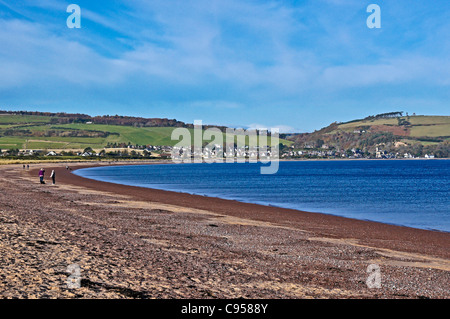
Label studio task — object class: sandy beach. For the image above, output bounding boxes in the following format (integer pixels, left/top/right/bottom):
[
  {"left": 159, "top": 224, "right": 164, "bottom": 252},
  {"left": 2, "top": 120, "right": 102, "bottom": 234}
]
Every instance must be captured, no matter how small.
[{"left": 0, "top": 161, "right": 449, "bottom": 299}]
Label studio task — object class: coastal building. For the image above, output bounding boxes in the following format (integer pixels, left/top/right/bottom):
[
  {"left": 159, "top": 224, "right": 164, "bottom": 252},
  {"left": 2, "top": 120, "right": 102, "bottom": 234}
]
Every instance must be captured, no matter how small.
[
  {"left": 375, "top": 147, "right": 383, "bottom": 159},
  {"left": 404, "top": 153, "right": 413, "bottom": 158}
]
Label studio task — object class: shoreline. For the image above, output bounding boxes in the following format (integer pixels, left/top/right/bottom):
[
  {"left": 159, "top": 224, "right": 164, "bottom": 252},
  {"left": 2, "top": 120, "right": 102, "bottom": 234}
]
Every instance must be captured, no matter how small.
[
  {"left": 72, "top": 161, "right": 449, "bottom": 234},
  {"left": 1, "top": 161, "right": 448, "bottom": 298},
  {"left": 45, "top": 162, "right": 450, "bottom": 258},
  {"left": 1, "top": 156, "right": 448, "bottom": 166}
]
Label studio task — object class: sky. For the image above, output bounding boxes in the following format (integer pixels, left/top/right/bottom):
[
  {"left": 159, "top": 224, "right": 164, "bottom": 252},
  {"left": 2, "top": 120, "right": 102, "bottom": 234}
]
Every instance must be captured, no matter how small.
[{"left": 0, "top": 0, "right": 449, "bottom": 132}]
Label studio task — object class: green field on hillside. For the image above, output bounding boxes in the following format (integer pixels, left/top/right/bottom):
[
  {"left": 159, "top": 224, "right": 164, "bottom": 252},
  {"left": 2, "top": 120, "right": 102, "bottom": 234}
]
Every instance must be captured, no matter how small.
[
  {"left": 0, "top": 114, "right": 54, "bottom": 124},
  {"left": 0, "top": 116, "right": 291, "bottom": 150}
]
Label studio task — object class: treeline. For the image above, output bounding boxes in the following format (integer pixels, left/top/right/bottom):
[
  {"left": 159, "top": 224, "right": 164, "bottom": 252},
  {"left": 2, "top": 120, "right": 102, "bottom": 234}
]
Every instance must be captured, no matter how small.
[
  {"left": 0, "top": 110, "right": 229, "bottom": 131},
  {"left": 364, "top": 111, "right": 404, "bottom": 120},
  {"left": 0, "top": 110, "right": 188, "bottom": 127},
  {"left": 0, "top": 110, "right": 190, "bottom": 128}
]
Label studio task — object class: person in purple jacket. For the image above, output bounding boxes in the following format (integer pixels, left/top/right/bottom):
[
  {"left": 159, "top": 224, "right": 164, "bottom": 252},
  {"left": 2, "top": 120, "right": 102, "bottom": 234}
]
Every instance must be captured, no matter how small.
[{"left": 39, "top": 168, "right": 45, "bottom": 184}]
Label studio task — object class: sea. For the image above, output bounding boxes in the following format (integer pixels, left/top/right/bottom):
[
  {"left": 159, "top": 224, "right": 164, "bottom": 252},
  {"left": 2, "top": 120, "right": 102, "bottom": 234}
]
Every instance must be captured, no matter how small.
[{"left": 74, "top": 159, "right": 450, "bottom": 232}]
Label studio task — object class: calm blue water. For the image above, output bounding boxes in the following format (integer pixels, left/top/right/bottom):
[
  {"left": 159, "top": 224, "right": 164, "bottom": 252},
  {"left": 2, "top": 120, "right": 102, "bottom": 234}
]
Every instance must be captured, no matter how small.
[{"left": 74, "top": 160, "right": 450, "bottom": 232}]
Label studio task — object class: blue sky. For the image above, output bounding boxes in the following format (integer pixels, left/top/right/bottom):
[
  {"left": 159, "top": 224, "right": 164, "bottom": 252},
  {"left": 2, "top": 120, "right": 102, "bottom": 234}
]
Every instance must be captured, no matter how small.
[{"left": 0, "top": 0, "right": 449, "bottom": 132}]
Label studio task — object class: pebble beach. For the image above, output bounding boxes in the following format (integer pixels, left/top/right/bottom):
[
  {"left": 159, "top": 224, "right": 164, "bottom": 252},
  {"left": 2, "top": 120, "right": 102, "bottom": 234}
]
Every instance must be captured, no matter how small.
[{"left": 0, "top": 162, "right": 449, "bottom": 299}]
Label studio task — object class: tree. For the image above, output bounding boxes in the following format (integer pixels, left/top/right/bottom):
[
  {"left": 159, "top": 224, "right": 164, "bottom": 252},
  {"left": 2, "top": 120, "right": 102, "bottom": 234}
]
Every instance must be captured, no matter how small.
[
  {"left": 411, "top": 143, "right": 423, "bottom": 157},
  {"left": 8, "top": 148, "right": 19, "bottom": 156},
  {"left": 346, "top": 149, "right": 353, "bottom": 157},
  {"left": 316, "top": 139, "right": 324, "bottom": 148},
  {"left": 83, "top": 147, "right": 93, "bottom": 154}
]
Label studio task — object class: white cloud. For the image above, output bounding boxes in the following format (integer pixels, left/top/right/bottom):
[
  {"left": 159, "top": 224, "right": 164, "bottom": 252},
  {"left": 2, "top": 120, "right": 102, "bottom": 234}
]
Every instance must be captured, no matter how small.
[
  {"left": 246, "top": 123, "right": 296, "bottom": 133},
  {"left": 0, "top": 0, "right": 449, "bottom": 130},
  {"left": 3, "top": 1, "right": 448, "bottom": 94},
  {"left": 319, "top": 56, "right": 450, "bottom": 89},
  {"left": 187, "top": 100, "right": 243, "bottom": 109},
  {"left": 0, "top": 19, "right": 129, "bottom": 89}
]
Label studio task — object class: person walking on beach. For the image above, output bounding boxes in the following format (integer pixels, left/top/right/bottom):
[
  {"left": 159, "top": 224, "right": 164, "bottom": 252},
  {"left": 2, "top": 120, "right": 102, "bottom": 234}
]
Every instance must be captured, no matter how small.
[
  {"left": 50, "top": 170, "right": 55, "bottom": 185},
  {"left": 39, "top": 168, "right": 45, "bottom": 184}
]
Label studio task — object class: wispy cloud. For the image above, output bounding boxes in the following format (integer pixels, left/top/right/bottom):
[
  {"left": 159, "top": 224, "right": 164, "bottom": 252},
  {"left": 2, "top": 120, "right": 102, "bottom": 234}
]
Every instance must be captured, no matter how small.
[
  {"left": 247, "top": 123, "right": 297, "bottom": 133},
  {"left": 0, "top": 0, "right": 449, "bottom": 131}
]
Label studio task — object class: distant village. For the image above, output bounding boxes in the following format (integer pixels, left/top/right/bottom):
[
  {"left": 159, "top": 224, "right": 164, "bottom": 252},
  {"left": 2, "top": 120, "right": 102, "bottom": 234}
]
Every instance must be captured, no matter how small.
[
  {"left": 0, "top": 144, "right": 172, "bottom": 159},
  {"left": 0, "top": 142, "right": 439, "bottom": 160},
  {"left": 1, "top": 110, "right": 448, "bottom": 160},
  {"left": 280, "top": 145, "right": 436, "bottom": 159}
]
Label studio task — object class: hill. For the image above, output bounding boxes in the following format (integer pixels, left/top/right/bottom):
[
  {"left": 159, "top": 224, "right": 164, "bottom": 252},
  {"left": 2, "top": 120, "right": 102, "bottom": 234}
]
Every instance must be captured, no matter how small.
[
  {"left": 1, "top": 110, "right": 448, "bottom": 159},
  {"left": 0, "top": 111, "right": 291, "bottom": 154},
  {"left": 285, "top": 112, "right": 450, "bottom": 158}
]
